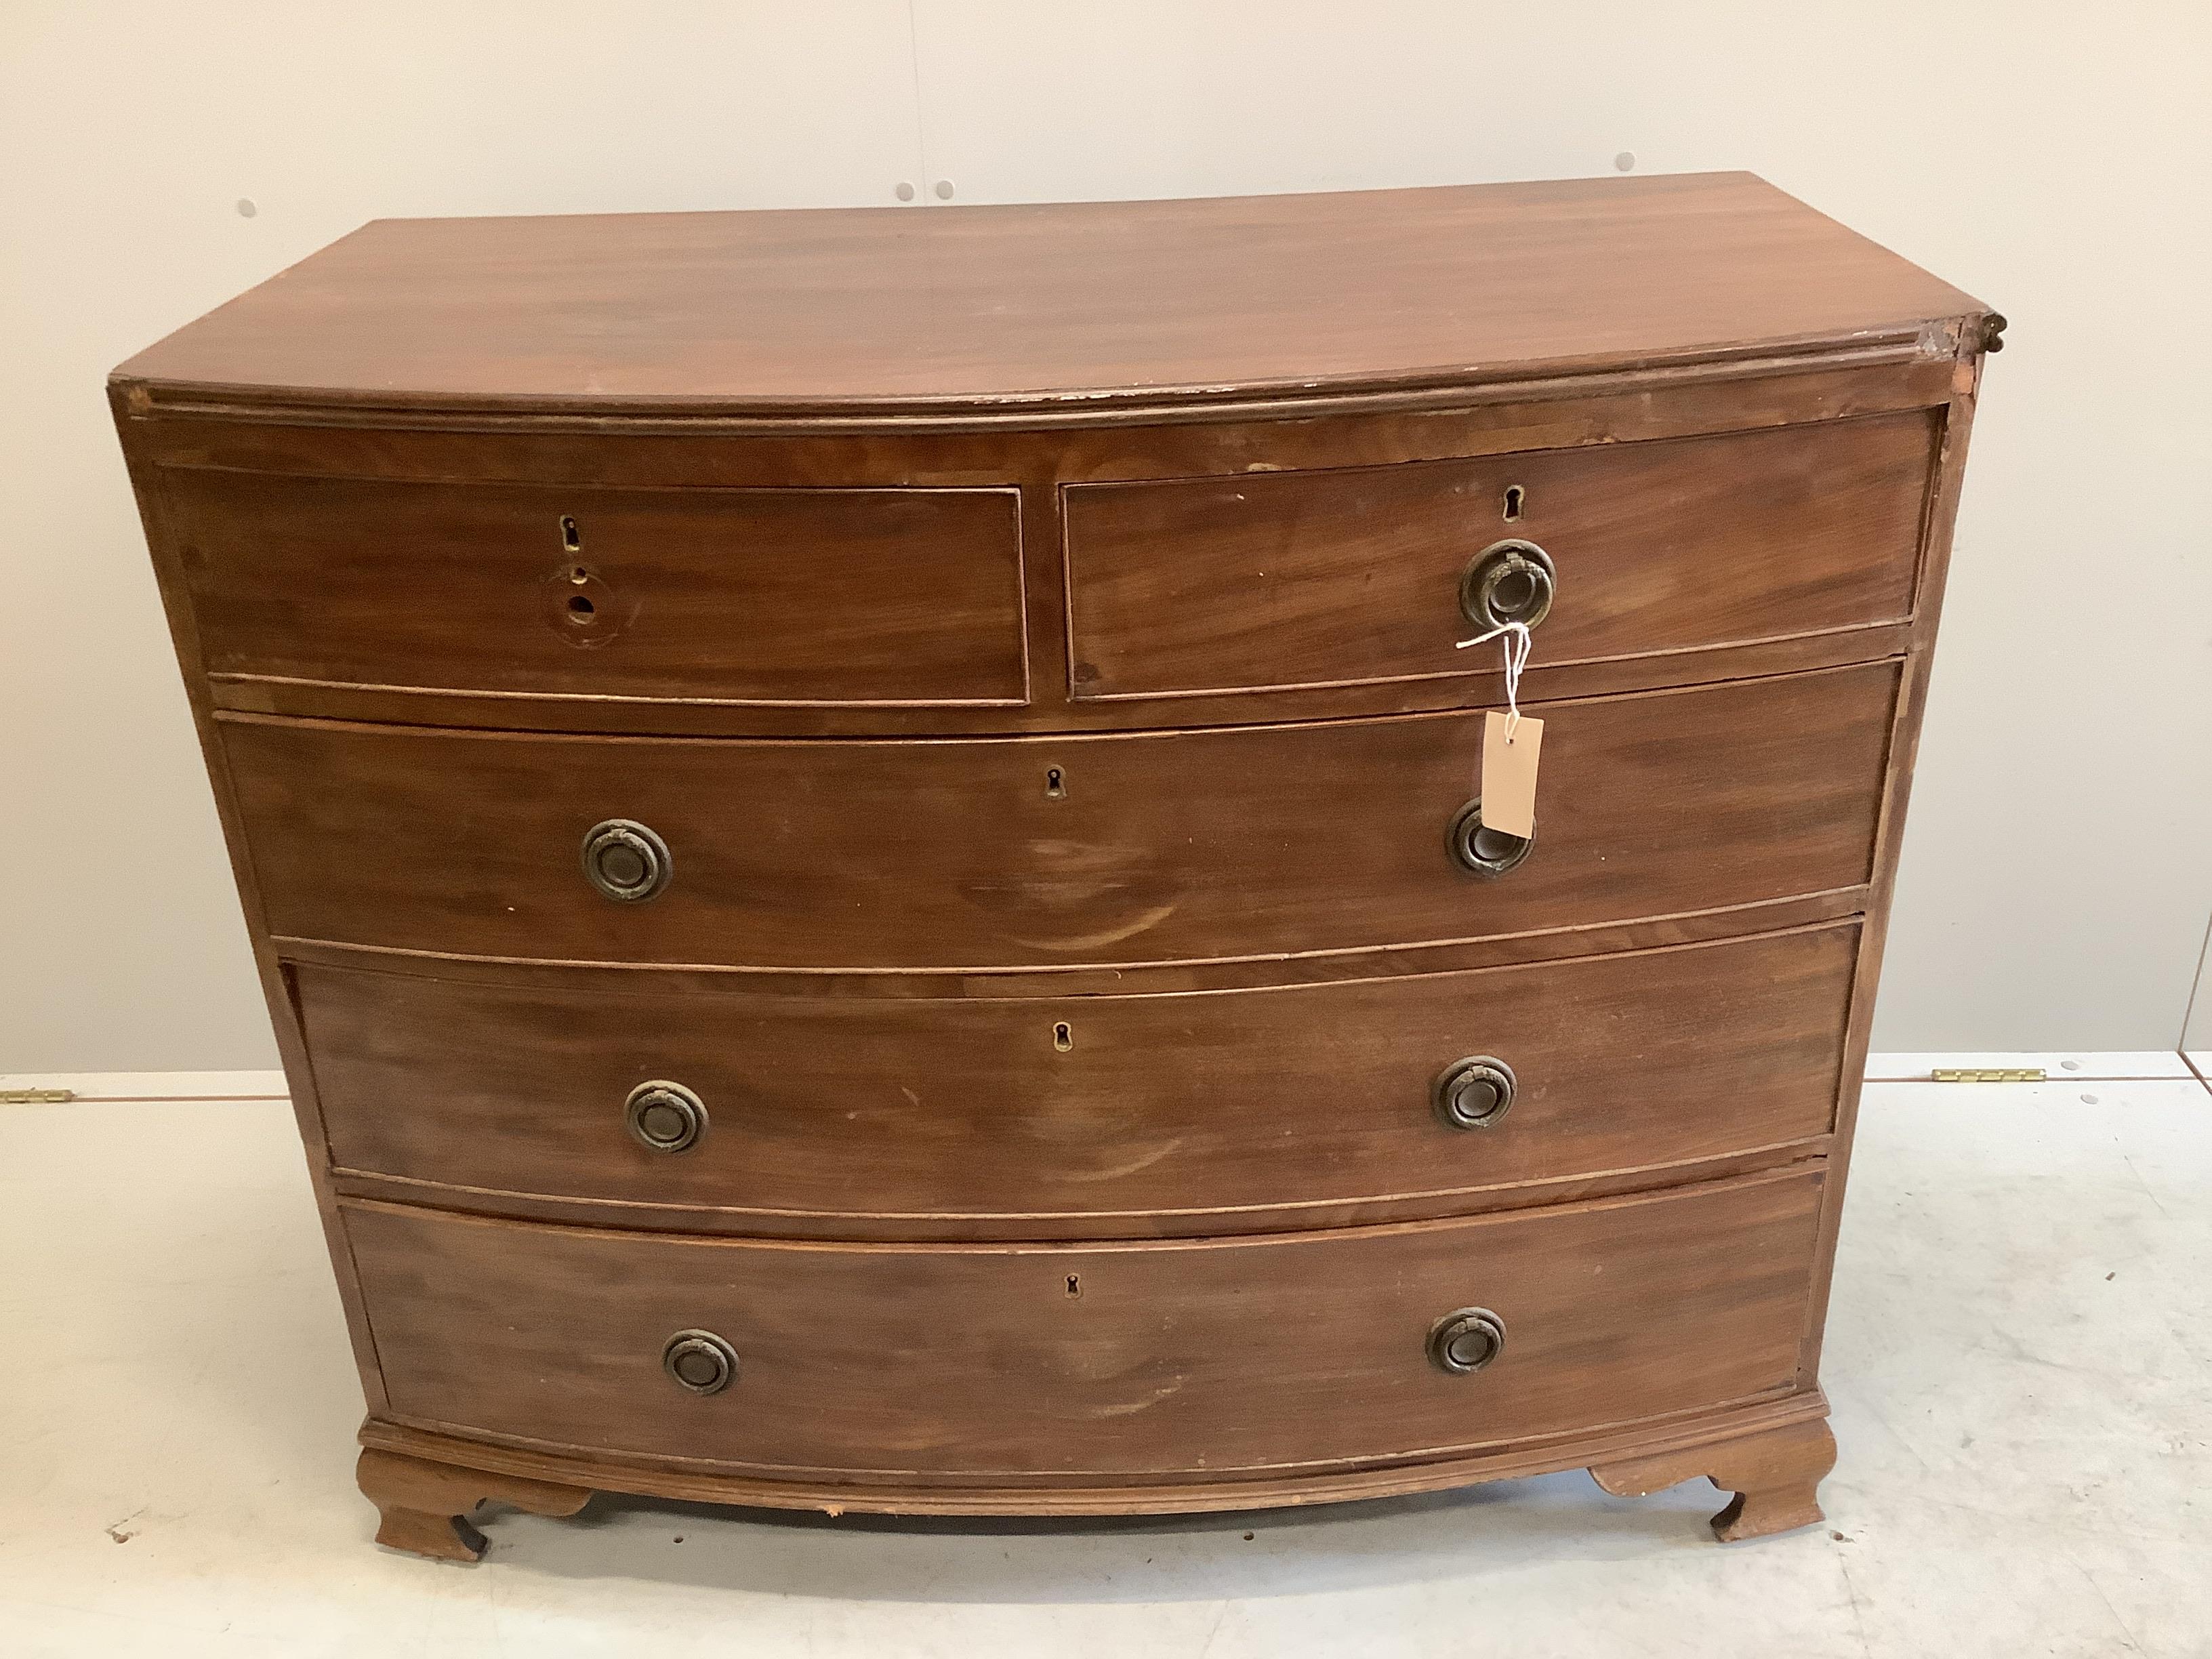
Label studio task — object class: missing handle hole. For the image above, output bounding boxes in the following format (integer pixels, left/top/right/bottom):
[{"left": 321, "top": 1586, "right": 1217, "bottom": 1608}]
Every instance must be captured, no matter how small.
[
  {"left": 1045, "top": 766, "right": 1067, "bottom": 799},
  {"left": 1052, "top": 1021, "right": 1073, "bottom": 1052},
  {"left": 1502, "top": 485, "right": 1525, "bottom": 522},
  {"left": 560, "top": 515, "right": 582, "bottom": 553},
  {"left": 566, "top": 594, "right": 596, "bottom": 623}
]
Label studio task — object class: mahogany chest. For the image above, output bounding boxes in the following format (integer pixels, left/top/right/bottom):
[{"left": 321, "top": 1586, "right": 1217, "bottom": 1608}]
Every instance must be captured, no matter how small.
[{"left": 111, "top": 173, "right": 1995, "bottom": 1558}]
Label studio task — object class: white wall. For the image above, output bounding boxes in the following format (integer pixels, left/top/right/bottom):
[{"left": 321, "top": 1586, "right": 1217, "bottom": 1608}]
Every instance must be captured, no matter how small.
[
  {"left": 3, "top": 1, "right": 2207, "bottom": 1068},
  {"left": 2188, "top": 926, "right": 2212, "bottom": 1059}
]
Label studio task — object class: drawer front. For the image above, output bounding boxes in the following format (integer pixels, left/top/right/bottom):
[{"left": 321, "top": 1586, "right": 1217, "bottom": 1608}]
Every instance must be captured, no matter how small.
[
  {"left": 1063, "top": 413, "right": 1935, "bottom": 699},
  {"left": 304, "top": 924, "right": 1855, "bottom": 1231},
  {"left": 346, "top": 1170, "right": 1822, "bottom": 1477},
  {"left": 162, "top": 471, "right": 1027, "bottom": 705},
  {"left": 228, "top": 660, "right": 1895, "bottom": 970}
]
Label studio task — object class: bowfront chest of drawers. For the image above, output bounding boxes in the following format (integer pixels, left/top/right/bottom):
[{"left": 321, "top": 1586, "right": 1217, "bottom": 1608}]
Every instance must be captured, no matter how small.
[{"left": 112, "top": 173, "right": 1996, "bottom": 1559}]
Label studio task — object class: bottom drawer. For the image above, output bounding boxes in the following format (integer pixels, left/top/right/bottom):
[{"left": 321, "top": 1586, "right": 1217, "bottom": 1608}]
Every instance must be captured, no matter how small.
[{"left": 346, "top": 1169, "right": 1824, "bottom": 1480}]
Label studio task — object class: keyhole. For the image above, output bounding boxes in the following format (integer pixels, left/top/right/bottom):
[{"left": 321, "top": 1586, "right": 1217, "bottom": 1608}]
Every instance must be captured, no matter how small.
[
  {"left": 560, "top": 515, "right": 581, "bottom": 553},
  {"left": 1045, "top": 766, "right": 1067, "bottom": 799},
  {"left": 1052, "top": 1022, "right": 1073, "bottom": 1052},
  {"left": 567, "top": 594, "right": 596, "bottom": 622},
  {"left": 1502, "top": 485, "right": 1525, "bottom": 523},
  {"left": 1065, "top": 1275, "right": 1081, "bottom": 1298}
]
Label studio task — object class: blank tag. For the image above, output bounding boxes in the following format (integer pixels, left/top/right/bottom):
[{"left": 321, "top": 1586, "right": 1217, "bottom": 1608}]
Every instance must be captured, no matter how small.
[{"left": 1481, "top": 712, "right": 1543, "bottom": 838}]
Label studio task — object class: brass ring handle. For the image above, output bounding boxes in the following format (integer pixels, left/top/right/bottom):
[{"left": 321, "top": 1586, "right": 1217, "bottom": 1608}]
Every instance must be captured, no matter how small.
[
  {"left": 581, "top": 818, "right": 672, "bottom": 903},
  {"left": 1447, "top": 798, "right": 1534, "bottom": 878},
  {"left": 626, "top": 1080, "right": 707, "bottom": 1153},
  {"left": 1433, "top": 1057, "right": 1516, "bottom": 1130},
  {"left": 662, "top": 1329, "right": 739, "bottom": 1395},
  {"left": 1460, "top": 538, "right": 1557, "bottom": 632},
  {"left": 1427, "top": 1308, "right": 1507, "bottom": 1375}
]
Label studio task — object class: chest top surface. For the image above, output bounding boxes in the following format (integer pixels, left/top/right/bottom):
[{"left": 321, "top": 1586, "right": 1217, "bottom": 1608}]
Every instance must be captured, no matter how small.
[{"left": 111, "top": 173, "right": 1982, "bottom": 422}]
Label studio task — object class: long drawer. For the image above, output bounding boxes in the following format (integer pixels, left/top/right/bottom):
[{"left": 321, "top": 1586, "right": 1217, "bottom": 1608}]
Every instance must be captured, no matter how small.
[
  {"left": 1063, "top": 413, "right": 1936, "bottom": 699},
  {"left": 303, "top": 923, "right": 1856, "bottom": 1233},
  {"left": 344, "top": 1168, "right": 1824, "bottom": 1479},
  {"left": 228, "top": 661, "right": 1896, "bottom": 970}
]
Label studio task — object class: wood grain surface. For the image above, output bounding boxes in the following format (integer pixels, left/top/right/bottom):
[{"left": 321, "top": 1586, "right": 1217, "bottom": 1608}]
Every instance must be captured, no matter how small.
[
  {"left": 163, "top": 472, "right": 1027, "bottom": 705},
  {"left": 301, "top": 922, "right": 1856, "bottom": 1233},
  {"left": 356, "top": 1392, "right": 1833, "bottom": 1519},
  {"left": 1065, "top": 411, "right": 1934, "bottom": 699},
  {"left": 344, "top": 1167, "right": 1825, "bottom": 1479},
  {"left": 224, "top": 661, "right": 1897, "bottom": 971},
  {"left": 111, "top": 174, "right": 1982, "bottom": 419},
  {"left": 106, "top": 176, "right": 1995, "bottom": 1549}
]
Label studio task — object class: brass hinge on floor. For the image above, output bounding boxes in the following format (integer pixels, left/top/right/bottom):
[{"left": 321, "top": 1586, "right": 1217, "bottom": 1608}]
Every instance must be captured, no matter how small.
[
  {"left": 1, "top": 1088, "right": 76, "bottom": 1103},
  {"left": 1929, "top": 1068, "right": 2047, "bottom": 1084}
]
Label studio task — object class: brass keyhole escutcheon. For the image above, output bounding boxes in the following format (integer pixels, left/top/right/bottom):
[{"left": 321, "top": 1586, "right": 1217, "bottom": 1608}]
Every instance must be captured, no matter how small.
[{"left": 544, "top": 515, "right": 627, "bottom": 646}]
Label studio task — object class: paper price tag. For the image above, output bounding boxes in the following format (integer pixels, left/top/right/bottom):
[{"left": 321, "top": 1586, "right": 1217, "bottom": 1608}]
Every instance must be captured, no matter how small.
[
  {"left": 1460, "top": 617, "right": 1541, "bottom": 837},
  {"left": 1481, "top": 712, "right": 1543, "bottom": 838}
]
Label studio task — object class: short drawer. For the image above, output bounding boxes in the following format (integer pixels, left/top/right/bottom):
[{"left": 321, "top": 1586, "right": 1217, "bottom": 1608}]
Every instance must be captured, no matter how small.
[
  {"left": 160, "top": 470, "right": 1027, "bottom": 705},
  {"left": 1063, "top": 413, "right": 1936, "bottom": 699},
  {"left": 345, "top": 1168, "right": 1823, "bottom": 1478},
  {"left": 302, "top": 924, "right": 1856, "bottom": 1235},
  {"left": 226, "top": 659, "right": 1896, "bottom": 970}
]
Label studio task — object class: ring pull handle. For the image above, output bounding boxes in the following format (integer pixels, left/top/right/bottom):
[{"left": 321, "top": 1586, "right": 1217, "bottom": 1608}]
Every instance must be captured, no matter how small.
[
  {"left": 1459, "top": 539, "right": 1557, "bottom": 632},
  {"left": 1433, "top": 1057, "right": 1516, "bottom": 1130},
  {"left": 581, "top": 818, "right": 672, "bottom": 902},
  {"left": 626, "top": 1081, "right": 707, "bottom": 1153},
  {"left": 1447, "top": 798, "right": 1534, "bottom": 878},
  {"left": 1427, "top": 1308, "right": 1507, "bottom": 1375},
  {"left": 662, "top": 1330, "right": 739, "bottom": 1395}
]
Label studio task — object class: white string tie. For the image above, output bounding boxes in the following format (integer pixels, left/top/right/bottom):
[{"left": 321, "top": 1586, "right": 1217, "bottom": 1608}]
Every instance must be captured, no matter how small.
[{"left": 1456, "top": 619, "right": 1531, "bottom": 740}]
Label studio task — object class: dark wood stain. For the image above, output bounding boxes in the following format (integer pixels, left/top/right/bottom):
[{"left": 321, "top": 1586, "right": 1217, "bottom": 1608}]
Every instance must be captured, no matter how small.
[
  {"left": 1065, "top": 413, "right": 1935, "bottom": 699},
  {"left": 302, "top": 922, "right": 1858, "bottom": 1234},
  {"left": 114, "top": 173, "right": 1980, "bottom": 419},
  {"left": 107, "top": 175, "right": 1994, "bottom": 1552},
  {"left": 222, "top": 661, "right": 1896, "bottom": 971},
  {"left": 344, "top": 1168, "right": 1826, "bottom": 1479},
  {"left": 165, "top": 472, "right": 1027, "bottom": 706}
]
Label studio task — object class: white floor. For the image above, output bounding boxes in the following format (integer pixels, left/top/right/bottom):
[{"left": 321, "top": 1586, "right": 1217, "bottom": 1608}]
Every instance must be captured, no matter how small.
[{"left": 3, "top": 1074, "right": 2208, "bottom": 1658}]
